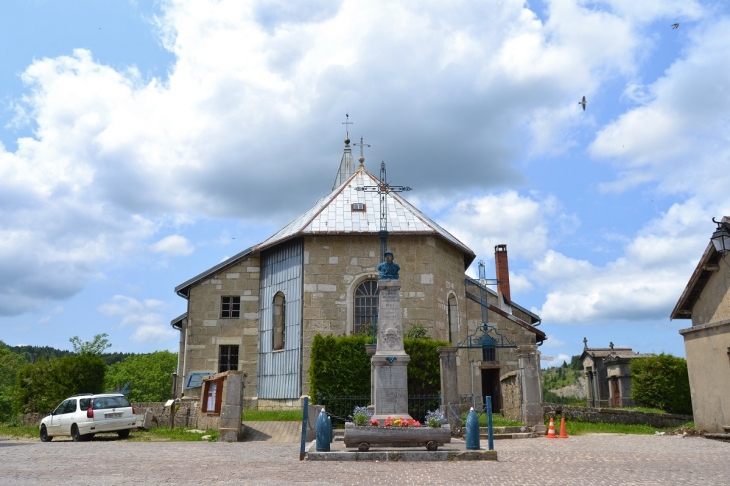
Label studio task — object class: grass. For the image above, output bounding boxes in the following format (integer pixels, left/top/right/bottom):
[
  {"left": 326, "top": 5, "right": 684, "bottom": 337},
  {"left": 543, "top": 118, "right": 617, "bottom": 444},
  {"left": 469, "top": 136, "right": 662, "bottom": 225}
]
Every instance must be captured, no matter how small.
[
  {"left": 0, "top": 423, "right": 219, "bottom": 442},
  {"left": 546, "top": 418, "right": 695, "bottom": 436},
  {"left": 128, "top": 427, "right": 218, "bottom": 442},
  {"left": 460, "top": 413, "right": 523, "bottom": 427},
  {"left": 0, "top": 424, "right": 38, "bottom": 440},
  {"left": 241, "top": 409, "right": 303, "bottom": 421}
]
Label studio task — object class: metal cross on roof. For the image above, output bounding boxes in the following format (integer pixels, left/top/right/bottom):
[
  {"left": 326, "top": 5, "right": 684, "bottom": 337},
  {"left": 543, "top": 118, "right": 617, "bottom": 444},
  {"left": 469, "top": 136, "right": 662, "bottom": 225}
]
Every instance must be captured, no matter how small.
[
  {"left": 342, "top": 113, "right": 353, "bottom": 139},
  {"left": 356, "top": 161, "right": 412, "bottom": 258},
  {"left": 353, "top": 136, "right": 370, "bottom": 166}
]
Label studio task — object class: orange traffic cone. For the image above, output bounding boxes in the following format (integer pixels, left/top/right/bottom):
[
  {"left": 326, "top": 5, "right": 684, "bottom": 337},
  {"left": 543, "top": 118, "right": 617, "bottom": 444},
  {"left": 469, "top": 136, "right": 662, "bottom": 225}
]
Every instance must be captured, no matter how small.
[
  {"left": 558, "top": 417, "right": 569, "bottom": 438},
  {"left": 546, "top": 417, "right": 557, "bottom": 438}
]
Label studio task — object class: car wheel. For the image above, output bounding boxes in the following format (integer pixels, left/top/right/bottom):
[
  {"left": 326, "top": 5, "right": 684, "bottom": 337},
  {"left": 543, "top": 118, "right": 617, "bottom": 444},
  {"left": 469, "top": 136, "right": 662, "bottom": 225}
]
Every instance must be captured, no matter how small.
[
  {"left": 40, "top": 425, "right": 52, "bottom": 442},
  {"left": 71, "top": 424, "right": 82, "bottom": 442},
  {"left": 117, "top": 429, "right": 130, "bottom": 439}
]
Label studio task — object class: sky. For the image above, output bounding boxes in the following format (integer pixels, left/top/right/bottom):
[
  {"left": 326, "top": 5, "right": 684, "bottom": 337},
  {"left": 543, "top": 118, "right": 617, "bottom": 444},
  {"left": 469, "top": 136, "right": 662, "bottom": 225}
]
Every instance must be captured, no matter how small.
[{"left": 1, "top": 0, "right": 729, "bottom": 366}]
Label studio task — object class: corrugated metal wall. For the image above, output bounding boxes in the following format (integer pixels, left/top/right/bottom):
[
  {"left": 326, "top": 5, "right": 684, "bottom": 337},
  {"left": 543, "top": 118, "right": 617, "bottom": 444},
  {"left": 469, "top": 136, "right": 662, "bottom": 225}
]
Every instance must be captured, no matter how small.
[{"left": 258, "top": 239, "right": 303, "bottom": 399}]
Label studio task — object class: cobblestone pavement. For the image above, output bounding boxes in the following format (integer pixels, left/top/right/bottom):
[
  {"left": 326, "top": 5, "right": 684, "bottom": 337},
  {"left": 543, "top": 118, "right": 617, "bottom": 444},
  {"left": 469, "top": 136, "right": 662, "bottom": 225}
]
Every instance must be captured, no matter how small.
[{"left": 1, "top": 433, "right": 728, "bottom": 485}]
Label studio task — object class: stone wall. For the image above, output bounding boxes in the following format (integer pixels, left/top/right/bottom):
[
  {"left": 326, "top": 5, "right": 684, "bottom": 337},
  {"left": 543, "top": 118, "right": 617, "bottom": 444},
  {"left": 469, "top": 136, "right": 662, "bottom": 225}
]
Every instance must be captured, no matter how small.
[
  {"left": 499, "top": 371, "right": 521, "bottom": 422},
  {"left": 300, "top": 234, "right": 469, "bottom": 396},
  {"left": 543, "top": 403, "right": 693, "bottom": 429},
  {"left": 184, "top": 254, "right": 260, "bottom": 399}
]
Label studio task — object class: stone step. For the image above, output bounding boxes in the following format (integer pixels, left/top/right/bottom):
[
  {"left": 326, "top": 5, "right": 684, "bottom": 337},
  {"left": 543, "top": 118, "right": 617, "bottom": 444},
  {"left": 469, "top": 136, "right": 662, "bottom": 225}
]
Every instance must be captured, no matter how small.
[
  {"left": 487, "top": 426, "right": 529, "bottom": 434},
  {"left": 482, "top": 432, "right": 535, "bottom": 440}
]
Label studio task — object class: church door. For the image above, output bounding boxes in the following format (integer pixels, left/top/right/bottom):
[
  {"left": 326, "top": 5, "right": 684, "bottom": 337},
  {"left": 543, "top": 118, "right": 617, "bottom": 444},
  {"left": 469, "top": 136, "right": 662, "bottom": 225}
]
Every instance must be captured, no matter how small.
[
  {"left": 611, "top": 379, "right": 621, "bottom": 407},
  {"left": 480, "top": 368, "right": 502, "bottom": 413}
]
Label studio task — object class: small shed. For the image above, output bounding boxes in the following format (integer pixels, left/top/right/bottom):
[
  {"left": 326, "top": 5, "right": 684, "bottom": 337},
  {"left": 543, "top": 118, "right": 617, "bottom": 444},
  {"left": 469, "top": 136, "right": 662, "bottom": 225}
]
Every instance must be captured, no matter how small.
[{"left": 580, "top": 339, "right": 652, "bottom": 408}]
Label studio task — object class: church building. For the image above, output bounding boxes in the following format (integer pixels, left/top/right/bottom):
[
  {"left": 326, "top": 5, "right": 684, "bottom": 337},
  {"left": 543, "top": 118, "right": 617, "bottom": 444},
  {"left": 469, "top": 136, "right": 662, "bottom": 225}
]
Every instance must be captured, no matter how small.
[{"left": 171, "top": 136, "right": 546, "bottom": 412}]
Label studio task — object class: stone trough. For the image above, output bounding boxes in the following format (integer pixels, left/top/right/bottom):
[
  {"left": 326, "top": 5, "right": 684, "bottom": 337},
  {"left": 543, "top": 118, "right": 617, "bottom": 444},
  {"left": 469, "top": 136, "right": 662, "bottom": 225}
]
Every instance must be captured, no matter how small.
[{"left": 343, "top": 423, "right": 451, "bottom": 451}]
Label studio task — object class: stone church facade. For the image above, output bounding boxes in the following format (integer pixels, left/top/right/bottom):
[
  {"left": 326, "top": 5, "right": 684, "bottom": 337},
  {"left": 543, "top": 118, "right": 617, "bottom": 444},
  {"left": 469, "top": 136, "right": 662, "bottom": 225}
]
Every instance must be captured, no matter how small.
[{"left": 171, "top": 138, "right": 546, "bottom": 412}]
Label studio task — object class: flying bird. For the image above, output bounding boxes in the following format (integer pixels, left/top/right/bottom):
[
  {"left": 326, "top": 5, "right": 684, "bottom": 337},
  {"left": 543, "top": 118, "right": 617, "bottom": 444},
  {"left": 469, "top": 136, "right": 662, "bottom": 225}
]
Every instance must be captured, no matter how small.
[
  {"left": 579, "top": 96, "right": 586, "bottom": 111},
  {"left": 671, "top": 23, "right": 679, "bottom": 29}
]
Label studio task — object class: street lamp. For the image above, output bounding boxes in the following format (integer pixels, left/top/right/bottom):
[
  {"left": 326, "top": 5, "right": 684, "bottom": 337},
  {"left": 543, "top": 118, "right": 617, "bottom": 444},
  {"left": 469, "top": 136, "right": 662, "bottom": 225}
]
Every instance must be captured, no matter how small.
[{"left": 711, "top": 218, "right": 730, "bottom": 254}]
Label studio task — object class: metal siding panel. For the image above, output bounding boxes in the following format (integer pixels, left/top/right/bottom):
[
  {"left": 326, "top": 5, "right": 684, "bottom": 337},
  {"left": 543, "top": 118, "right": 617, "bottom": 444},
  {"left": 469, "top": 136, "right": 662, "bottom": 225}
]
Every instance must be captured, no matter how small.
[{"left": 258, "top": 240, "right": 303, "bottom": 399}]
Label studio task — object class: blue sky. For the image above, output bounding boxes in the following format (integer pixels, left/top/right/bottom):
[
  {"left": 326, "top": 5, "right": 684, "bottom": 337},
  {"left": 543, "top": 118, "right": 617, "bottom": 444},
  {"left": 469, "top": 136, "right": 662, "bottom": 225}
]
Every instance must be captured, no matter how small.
[{"left": 1, "top": 0, "right": 728, "bottom": 366}]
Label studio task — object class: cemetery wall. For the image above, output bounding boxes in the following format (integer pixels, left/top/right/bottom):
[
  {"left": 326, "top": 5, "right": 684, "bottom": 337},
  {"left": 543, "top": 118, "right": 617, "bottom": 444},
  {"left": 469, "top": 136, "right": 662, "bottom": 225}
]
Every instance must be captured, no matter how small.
[{"left": 543, "top": 403, "right": 693, "bottom": 428}]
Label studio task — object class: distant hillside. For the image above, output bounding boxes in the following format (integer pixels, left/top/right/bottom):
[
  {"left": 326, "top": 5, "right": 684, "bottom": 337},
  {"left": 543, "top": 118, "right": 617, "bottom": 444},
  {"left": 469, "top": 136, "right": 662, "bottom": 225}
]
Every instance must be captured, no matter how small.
[
  {"left": 2, "top": 342, "right": 134, "bottom": 366},
  {"left": 542, "top": 354, "right": 585, "bottom": 405}
]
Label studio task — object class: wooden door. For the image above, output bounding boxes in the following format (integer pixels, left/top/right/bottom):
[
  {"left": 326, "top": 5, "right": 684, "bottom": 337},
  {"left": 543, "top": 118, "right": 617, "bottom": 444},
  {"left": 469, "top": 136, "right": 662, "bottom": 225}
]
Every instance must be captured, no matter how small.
[
  {"left": 481, "top": 368, "right": 502, "bottom": 413},
  {"left": 611, "top": 379, "right": 620, "bottom": 407}
]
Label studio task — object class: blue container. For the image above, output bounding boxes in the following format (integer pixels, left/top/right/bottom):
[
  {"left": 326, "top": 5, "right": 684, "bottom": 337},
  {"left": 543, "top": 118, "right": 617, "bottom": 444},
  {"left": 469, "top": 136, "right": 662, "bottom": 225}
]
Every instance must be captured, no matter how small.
[
  {"left": 465, "top": 407, "right": 480, "bottom": 450},
  {"left": 316, "top": 408, "right": 331, "bottom": 452}
]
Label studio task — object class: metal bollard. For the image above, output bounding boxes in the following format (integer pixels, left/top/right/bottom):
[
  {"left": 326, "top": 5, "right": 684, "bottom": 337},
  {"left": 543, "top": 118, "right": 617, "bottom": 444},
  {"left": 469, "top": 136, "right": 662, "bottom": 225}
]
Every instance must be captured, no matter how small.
[
  {"left": 465, "top": 407, "right": 480, "bottom": 450},
  {"left": 316, "top": 408, "right": 331, "bottom": 452}
]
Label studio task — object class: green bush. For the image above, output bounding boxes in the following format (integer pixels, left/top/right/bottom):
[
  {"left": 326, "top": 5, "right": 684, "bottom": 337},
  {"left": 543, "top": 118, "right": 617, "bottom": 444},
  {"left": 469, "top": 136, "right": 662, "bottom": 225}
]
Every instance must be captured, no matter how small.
[
  {"left": 105, "top": 351, "right": 178, "bottom": 402},
  {"left": 310, "top": 334, "right": 371, "bottom": 397},
  {"left": 404, "top": 338, "right": 449, "bottom": 395},
  {"left": 309, "top": 334, "right": 448, "bottom": 398},
  {"left": 15, "top": 354, "right": 106, "bottom": 413},
  {"left": 631, "top": 353, "right": 692, "bottom": 415}
]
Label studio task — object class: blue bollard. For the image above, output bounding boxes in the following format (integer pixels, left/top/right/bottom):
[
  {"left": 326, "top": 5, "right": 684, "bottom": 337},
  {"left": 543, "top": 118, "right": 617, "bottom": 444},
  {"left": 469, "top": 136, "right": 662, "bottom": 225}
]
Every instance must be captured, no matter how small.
[
  {"left": 316, "top": 408, "right": 330, "bottom": 452},
  {"left": 465, "top": 407, "right": 480, "bottom": 450}
]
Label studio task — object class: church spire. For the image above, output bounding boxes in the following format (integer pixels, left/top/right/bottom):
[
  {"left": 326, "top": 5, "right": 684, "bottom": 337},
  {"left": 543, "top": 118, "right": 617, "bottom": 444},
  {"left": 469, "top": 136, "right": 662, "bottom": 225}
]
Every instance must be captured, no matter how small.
[{"left": 332, "top": 114, "right": 362, "bottom": 190}]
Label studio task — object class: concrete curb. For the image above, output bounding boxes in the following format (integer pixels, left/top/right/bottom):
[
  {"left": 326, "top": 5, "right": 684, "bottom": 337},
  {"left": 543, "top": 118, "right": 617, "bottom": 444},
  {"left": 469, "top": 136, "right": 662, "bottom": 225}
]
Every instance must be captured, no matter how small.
[{"left": 304, "top": 439, "right": 498, "bottom": 461}]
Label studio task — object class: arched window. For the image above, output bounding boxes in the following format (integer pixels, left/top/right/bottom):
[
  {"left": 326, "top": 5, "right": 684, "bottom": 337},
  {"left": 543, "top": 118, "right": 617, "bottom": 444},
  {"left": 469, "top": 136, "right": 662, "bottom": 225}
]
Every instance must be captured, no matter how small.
[
  {"left": 272, "top": 292, "right": 285, "bottom": 351},
  {"left": 448, "top": 294, "right": 458, "bottom": 344},
  {"left": 354, "top": 280, "right": 379, "bottom": 334}
]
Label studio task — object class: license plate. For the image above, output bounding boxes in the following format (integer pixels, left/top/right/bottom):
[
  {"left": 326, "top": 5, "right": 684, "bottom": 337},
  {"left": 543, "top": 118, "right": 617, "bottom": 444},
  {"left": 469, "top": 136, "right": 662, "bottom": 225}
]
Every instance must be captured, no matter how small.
[{"left": 105, "top": 412, "right": 122, "bottom": 418}]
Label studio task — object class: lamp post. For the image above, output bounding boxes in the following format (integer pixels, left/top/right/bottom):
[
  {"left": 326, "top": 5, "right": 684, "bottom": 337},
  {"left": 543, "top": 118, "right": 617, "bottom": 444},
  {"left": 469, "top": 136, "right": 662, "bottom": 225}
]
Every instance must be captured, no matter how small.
[{"left": 711, "top": 218, "right": 730, "bottom": 254}]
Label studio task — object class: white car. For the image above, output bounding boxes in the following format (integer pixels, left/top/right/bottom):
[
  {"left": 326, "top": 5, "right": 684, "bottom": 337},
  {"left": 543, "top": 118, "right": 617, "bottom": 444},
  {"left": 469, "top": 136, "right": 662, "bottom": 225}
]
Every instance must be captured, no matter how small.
[{"left": 39, "top": 393, "right": 137, "bottom": 442}]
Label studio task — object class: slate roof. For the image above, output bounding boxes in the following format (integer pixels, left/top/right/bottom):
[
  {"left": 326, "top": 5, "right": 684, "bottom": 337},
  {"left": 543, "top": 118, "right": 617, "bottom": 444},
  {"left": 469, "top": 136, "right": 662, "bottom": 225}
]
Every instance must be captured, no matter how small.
[{"left": 254, "top": 167, "right": 476, "bottom": 266}]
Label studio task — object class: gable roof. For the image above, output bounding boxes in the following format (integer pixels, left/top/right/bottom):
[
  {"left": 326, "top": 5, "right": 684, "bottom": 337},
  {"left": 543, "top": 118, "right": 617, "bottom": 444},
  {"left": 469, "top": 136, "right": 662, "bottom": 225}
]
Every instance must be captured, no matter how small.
[
  {"left": 254, "top": 168, "right": 476, "bottom": 267},
  {"left": 670, "top": 241, "right": 721, "bottom": 319}
]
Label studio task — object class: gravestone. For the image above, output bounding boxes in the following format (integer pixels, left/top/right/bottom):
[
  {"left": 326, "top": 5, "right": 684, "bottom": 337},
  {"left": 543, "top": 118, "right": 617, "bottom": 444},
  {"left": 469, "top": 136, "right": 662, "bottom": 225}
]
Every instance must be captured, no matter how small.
[{"left": 371, "top": 278, "right": 413, "bottom": 420}]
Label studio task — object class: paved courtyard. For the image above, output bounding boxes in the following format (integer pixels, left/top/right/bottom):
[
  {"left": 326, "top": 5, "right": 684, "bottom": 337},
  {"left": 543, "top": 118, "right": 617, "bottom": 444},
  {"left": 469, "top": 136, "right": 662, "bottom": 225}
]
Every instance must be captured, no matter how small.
[{"left": 1, "top": 433, "right": 728, "bottom": 485}]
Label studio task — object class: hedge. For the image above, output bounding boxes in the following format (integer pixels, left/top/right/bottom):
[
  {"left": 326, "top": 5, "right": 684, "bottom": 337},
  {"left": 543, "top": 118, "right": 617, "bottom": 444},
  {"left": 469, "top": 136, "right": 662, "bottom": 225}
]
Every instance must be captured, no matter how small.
[
  {"left": 309, "top": 334, "right": 449, "bottom": 398},
  {"left": 631, "top": 353, "right": 692, "bottom": 415},
  {"left": 14, "top": 354, "right": 106, "bottom": 413}
]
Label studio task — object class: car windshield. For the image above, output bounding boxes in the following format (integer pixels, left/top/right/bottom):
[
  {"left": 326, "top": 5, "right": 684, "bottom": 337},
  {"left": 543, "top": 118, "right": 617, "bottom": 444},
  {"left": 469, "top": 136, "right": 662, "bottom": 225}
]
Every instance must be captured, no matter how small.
[{"left": 92, "top": 396, "right": 131, "bottom": 409}]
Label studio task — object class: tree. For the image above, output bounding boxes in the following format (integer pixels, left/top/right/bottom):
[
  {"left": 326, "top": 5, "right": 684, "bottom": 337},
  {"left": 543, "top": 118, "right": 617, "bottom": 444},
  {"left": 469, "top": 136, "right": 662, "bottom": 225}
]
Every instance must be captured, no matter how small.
[
  {"left": 104, "top": 351, "right": 178, "bottom": 402},
  {"left": 631, "top": 353, "right": 692, "bottom": 415},
  {"left": 15, "top": 354, "right": 106, "bottom": 413},
  {"left": 0, "top": 342, "right": 27, "bottom": 421},
  {"left": 69, "top": 333, "right": 111, "bottom": 355}
]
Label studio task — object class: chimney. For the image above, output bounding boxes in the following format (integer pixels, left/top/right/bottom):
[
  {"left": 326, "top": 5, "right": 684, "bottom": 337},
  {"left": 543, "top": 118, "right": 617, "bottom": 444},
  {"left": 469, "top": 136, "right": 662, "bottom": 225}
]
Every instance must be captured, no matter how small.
[{"left": 494, "top": 244, "right": 511, "bottom": 303}]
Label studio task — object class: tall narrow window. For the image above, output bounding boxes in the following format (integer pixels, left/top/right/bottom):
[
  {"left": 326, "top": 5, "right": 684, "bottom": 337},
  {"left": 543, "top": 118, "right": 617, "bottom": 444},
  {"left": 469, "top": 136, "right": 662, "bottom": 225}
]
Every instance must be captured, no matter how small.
[
  {"left": 447, "top": 295, "right": 458, "bottom": 344},
  {"left": 219, "top": 345, "right": 239, "bottom": 372},
  {"left": 273, "top": 292, "right": 286, "bottom": 351},
  {"left": 221, "top": 296, "right": 240, "bottom": 318},
  {"left": 354, "top": 280, "right": 379, "bottom": 334}
]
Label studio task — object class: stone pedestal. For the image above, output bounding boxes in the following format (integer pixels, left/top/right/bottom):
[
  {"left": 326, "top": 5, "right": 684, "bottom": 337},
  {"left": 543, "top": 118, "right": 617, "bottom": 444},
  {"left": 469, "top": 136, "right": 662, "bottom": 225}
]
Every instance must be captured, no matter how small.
[
  {"left": 437, "top": 346, "right": 460, "bottom": 429},
  {"left": 517, "top": 345, "right": 544, "bottom": 431},
  {"left": 372, "top": 279, "right": 412, "bottom": 420}
]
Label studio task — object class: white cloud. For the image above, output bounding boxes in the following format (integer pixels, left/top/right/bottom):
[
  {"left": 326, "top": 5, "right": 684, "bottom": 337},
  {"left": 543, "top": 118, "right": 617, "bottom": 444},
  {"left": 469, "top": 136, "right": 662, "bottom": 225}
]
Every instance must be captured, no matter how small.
[
  {"left": 150, "top": 235, "right": 194, "bottom": 256},
  {"left": 97, "top": 295, "right": 175, "bottom": 345},
  {"left": 0, "top": 0, "right": 720, "bottom": 326},
  {"left": 130, "top": 324, "right": 177, "bottom": 344},
  {"left": 537, "top": 200, "right": 711, "bottom": 324},
  {"left": 436, "top": 190, "right": 576, "bottom": 263}
]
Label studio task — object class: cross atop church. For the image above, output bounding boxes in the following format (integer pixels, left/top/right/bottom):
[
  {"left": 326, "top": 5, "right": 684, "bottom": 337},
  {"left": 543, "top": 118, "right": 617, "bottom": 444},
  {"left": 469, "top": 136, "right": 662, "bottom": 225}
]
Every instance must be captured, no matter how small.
[
  {"left": 353, "top": 136, "right": 370, "bottom": 167},
  {"left": 356, "top": 161, "right": 412, "bottom": 259},
  {"left": 342, "top": 113, "right": 353, "bottom": 139}
]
